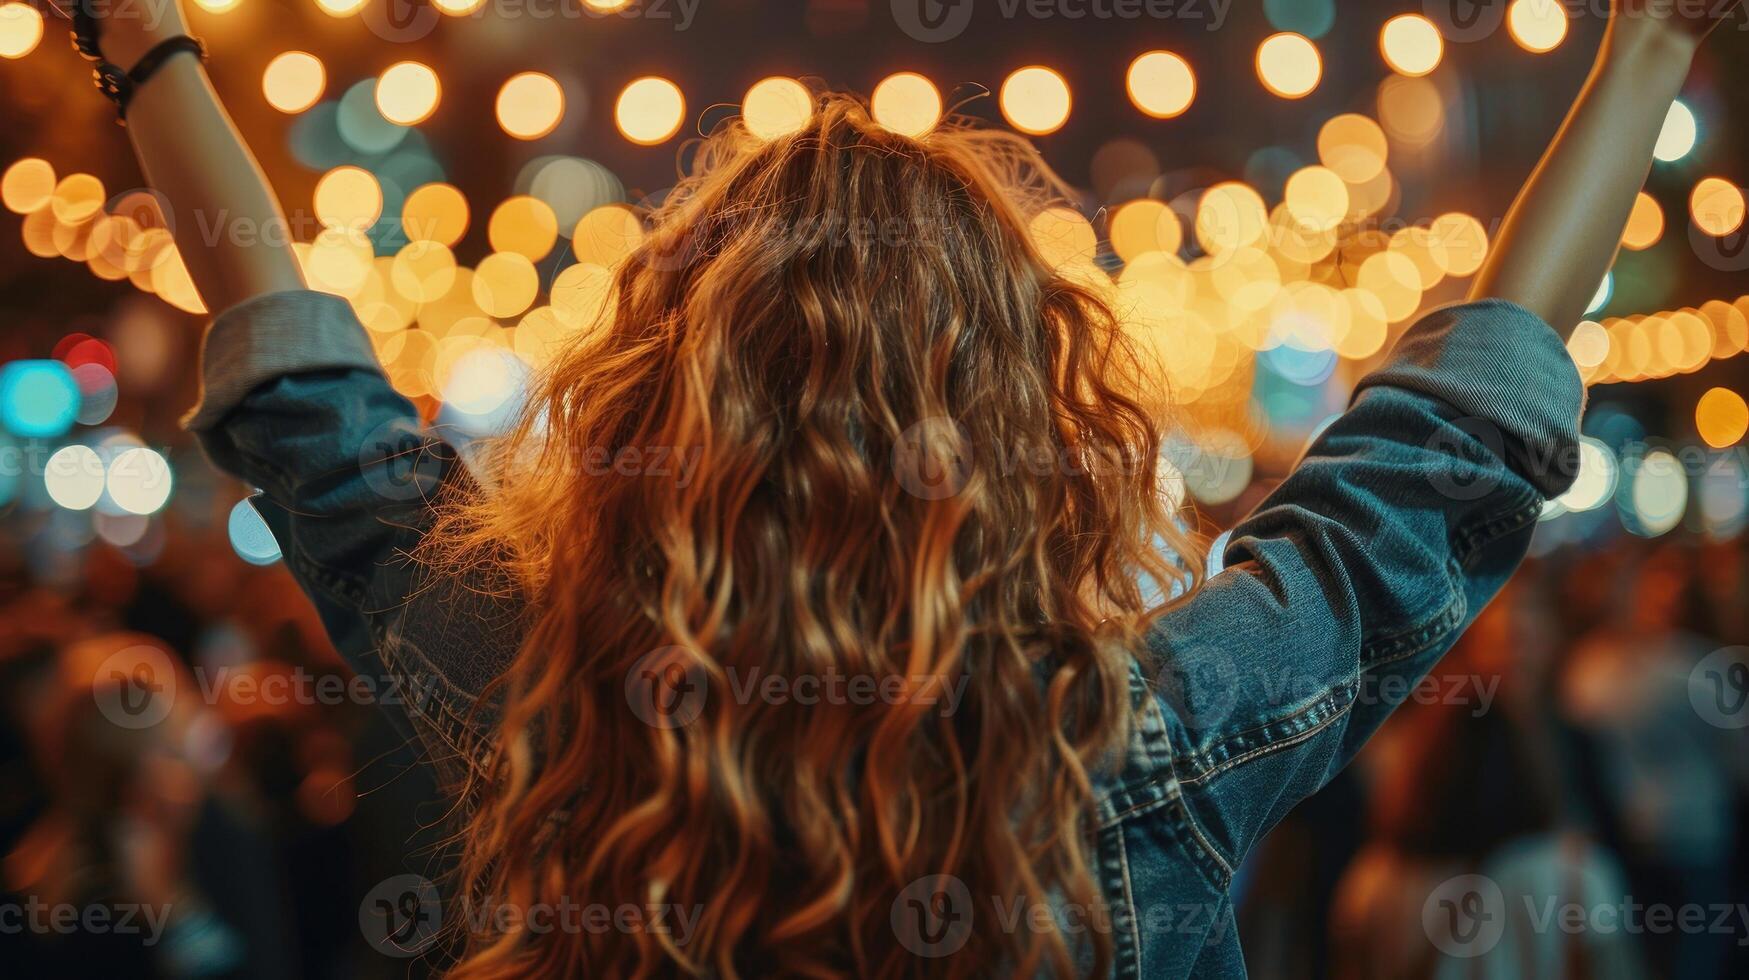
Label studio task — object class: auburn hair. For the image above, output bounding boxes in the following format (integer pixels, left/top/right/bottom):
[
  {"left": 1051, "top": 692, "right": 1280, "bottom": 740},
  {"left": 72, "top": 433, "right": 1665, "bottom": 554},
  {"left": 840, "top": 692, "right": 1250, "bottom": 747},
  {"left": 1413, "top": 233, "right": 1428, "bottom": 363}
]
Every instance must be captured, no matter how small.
[{"left": 430, "top": 92, "right": 1198, "bottom": 978}]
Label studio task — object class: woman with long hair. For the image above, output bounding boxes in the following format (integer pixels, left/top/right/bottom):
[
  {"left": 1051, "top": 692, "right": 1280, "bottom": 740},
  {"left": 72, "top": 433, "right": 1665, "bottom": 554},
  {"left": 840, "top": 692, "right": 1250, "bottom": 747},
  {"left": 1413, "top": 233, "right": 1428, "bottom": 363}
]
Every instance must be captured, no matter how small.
[{"left": 66, "top": 2, "right": 1739, "bottom": 975}]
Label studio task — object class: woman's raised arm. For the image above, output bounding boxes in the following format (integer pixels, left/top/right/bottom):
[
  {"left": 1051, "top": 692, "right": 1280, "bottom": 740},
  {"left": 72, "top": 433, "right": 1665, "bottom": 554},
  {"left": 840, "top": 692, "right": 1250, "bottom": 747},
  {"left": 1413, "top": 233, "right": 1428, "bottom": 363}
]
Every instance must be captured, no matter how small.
[
  {"left": 90, "top": 0, "right": 303, "bottom": 312},
  {"left": 1471, "top": 1, "right": 1741, "bottom": 336}
]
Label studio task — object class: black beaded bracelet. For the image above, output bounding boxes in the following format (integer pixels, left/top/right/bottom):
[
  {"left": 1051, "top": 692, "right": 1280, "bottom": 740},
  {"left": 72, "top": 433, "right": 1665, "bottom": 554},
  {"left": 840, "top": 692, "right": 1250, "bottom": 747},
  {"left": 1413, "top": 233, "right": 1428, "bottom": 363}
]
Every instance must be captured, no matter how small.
[{"left": 67, "top": 0, "right": 208, "bottom": 123}]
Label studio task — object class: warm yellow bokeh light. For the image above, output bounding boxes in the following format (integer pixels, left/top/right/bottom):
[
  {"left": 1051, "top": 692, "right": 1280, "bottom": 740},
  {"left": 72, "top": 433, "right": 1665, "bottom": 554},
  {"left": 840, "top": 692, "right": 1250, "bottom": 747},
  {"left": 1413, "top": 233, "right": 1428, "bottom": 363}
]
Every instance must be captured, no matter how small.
[
  {"left": 497, "top": 72, "right": 565, "bottom": 140},
  {"left": 1126, "top": 51, "right": 1195, "bottom": 119},
  {"left": 0, "top": 2, "right": 44, "bottom": 59},
  {"left": 742, "top": 76, "right": 813, "bottom": 140},
  {"left": 376, "top": 61, "right": 441, "bottom": 126},
  {"left": 999, "top": 66, "right": 1071, "bottom": 136},
  {"left": 1317, "top": 114, "right": 1389, "bottom": 185},
  {"left": 1697, "top": 387, "right": 1749, "bottom": 448},
  {"left": 488, "top": 195, "right": 559, "bottom": 261},
  {"left": 193, "top": 0, "right": 241, "bottom": 12},
  {"left": 262, "top": 51, "right": 325, "bottom": 114},
  {"left": 1283, "top": 166, "right": 1349, "bottom": 233},
  {"left": 2, "top": 157, "right": 54, "bottom": 214},
  {"left": 1256, "top": 33, "right": 1322, "bottom": 100},
  {"left": 871, "top": 72, "right": 942, "bottom": 138},
  {"left": 314, "top": 166, "right": 383, "bottom": 231},
  {"left": 433, "top": 0, "right": 485, "bottom": 12},
  {"left": 391, "top": 240, "right": 458, "bottom": 304},
  {"left": 1429, "top": 212, "right": 1489, "bottom": 276},
  {"left": 1029, "top": 206, "right": 1098, "bottom": 269},
  {"left": 1380, "top": 14, "right": 1443, "bottom": 77},
  {"left": 473, "top": 251, "right": 540, "bottom": 319},
  {"left": 615, "top": 76, "right": 686, "bottom": 145},
  {"left": 1195, "top": 182, "right": 1269, "bottom": 254},
  {"left": 572, "top": 204, "right": 644, "bottom": 268},
  {"left": 1690, "top": 177, "right": 1744, "bottom": 237},
  {"left": 1507, "top": 0, "right": 1567, "bottom": 53},
  {"left": 314, "top": 0, "right": 367, "bottom": 17},
  {"left": 1357, "top": 250, "right": 1423, "bottom": 323},
  {"left": 402, "top": 183, "right": 469, "bottom": 247},
  {"left": 51, "top": 173, "right": 104, "bottom": 224},
  {"left": 1109, "top": 199, "right": 1182, "bottom": 262},
  {"left": 1621, "top": 192, "right": 1664, "bottom": 251},
  {"left": 584, "top": 0, "right": 630, "bottom": 8}
]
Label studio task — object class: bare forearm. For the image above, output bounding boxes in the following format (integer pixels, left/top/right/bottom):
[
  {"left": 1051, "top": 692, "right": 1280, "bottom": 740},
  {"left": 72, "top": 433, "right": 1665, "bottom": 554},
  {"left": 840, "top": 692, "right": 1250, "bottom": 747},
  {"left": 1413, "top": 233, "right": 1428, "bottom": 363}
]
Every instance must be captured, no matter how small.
[
  {"left": 124, "top": 55, "right": 303, "bottom": 313},
  {"left": 1471, "top": 21, "right": 1699, "bottom": 337}
]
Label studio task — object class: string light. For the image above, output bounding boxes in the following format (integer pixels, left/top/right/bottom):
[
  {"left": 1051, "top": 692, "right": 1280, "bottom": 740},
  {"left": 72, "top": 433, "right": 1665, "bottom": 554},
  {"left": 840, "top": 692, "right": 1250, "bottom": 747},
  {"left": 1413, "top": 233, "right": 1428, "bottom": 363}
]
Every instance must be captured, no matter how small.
[
  {"left": 0, "top": 2, "right": 43, "bottom": 59},
  {"left": 1126, "top": 51, "right": 1196, "bottom": 119},
  {"left": 402, "top": 183, "right": 469, "bottom": 247},
  {"left": 1655, "top": 100, "right": 1698, "bottom": 163},
  {"left": 1621, "top": 192, "right": 1663, "bottom": 251},
  {"left": 1256, "top": 33, "right": 1322, "bottom": 99},
  {"left": 743, "top": 77, "right": 813, "bottom": 140},
  {"left": 376, "top": 61, "right": 441, "bottom": 126},
  {"left": 999, "top": 66, "right": 1071, "bottom": 136},
  {"left": 871, "top": 72, "right": 942, "bottom": 137},
  {"left": 1379, "top": 14, "right": 1443, "bottom": 77},
  {"left": 497, "top": 72, "right": 565, "bottom": 140},
  {"left": 263, "top": 52, "right": 325, "bottom": 114},
  {"left": 1691, "top": 177, "right": 1746, "bottom": 237},
  {"left": 1507, "top": 0, "right": 1567, "bottom": 53},
  {"left": 615, "top": 76, "right": 687, "bottom": 145}
]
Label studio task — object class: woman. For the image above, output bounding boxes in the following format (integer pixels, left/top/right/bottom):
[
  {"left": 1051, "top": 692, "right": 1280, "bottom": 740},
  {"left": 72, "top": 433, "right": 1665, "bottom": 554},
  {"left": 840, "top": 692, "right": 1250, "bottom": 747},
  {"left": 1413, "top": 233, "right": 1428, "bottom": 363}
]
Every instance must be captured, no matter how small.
[{"left": 73, "top": 2, "right": 1735, "bottom": 976}]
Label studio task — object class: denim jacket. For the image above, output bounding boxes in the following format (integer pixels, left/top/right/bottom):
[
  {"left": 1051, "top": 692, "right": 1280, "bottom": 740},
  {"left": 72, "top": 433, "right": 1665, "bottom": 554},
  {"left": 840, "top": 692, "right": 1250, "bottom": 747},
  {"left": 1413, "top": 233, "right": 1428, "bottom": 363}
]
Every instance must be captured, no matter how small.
[{"left": 186, "top": 291, "right": 1583, "bottom": 978}]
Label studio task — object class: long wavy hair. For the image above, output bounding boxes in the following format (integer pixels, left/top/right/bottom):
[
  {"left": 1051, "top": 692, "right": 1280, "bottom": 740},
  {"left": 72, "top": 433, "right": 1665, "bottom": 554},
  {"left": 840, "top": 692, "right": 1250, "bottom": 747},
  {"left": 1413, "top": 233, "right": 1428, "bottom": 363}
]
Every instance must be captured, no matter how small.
[{"left": 432, "top": 92, "right": 1197, "bottom": 978}]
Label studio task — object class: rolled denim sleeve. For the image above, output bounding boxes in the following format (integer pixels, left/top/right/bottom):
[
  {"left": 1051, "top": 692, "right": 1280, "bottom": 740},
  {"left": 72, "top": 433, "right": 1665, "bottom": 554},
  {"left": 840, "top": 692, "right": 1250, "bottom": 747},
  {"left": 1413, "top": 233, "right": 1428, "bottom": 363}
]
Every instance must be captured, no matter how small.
[
  {"left": 183, "top": 290, "right": 500, "bottom": 775},
  {"left": 1148, "top": 299, "right": 1583, "bottom": 877}
]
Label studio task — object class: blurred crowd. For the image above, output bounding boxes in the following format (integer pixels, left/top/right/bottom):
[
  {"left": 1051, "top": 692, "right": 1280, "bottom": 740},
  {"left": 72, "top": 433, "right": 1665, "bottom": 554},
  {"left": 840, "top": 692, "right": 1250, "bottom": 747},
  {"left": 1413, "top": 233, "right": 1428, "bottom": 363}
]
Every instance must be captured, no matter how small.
[{"left": 1, "top": 486, "right": 1745, "bottom": 979}]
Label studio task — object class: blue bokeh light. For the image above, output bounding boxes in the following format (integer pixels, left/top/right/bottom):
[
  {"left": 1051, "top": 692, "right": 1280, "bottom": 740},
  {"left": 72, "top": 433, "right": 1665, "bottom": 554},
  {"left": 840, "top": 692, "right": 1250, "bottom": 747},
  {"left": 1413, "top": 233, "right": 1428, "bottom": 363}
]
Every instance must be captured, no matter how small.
[{"left": 0, "top": 360, "right": 81, "bottom": 438}]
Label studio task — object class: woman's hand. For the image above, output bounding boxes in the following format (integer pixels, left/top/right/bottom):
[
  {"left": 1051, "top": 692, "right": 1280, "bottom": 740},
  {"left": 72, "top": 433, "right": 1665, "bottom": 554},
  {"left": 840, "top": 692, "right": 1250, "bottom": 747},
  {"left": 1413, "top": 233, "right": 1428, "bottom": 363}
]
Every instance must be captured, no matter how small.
[{"left": 80, "top": 0, "right": 191, "bottom": 71}]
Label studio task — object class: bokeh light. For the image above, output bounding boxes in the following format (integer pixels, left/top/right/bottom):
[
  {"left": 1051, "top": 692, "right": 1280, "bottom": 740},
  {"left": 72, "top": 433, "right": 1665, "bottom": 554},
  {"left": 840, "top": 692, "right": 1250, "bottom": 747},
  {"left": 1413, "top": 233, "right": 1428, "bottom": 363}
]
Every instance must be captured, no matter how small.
[
  {"left": 871, "top": 72, "right": 942, "bottom": 138},
  {"left": 106, "top": 447, "right": 173, "bottom": 516},
  {"left": 313, "top": 166, "right": 383, "bottom": 231},
  {"left": 228, "top": 498, "right": 282, "bottom": 565},
  {"left": 314, "top": 0, "right": 367, "bottom": 16},
  {"left": 616, "top": 76, "right": 687, "bottom": 145},
  {"left": 1621, "top": 192, "right": 1664, "bottom": 251},
  {"left": 742, "top": 77, "right": 814, "bottom": 140},
  {"left": 1256, "top": 33, "right": 1322, "bottom": 100},
  {"left": 263, "top": 52, "right": 326, "bottom": 114},
  {"left": 487, "top": 195, "right": 559, "bottom": 261},
  {"left": 1126, "top": 51, "right": 1196, "bottom": 119},
  {"left": 1691, "top": 177, "right": 1746, "bottom": 237},
  {"left": 2, "top": 157, "right": 54, "bottom": 214},
  {"left": 1507, "top": 0, "right": 1567, "bottom": 53},
  {"left": 1655, "top": 100, "right": 1697, "bottom": 163},
  {"left": 1379, "top": 14, "right": 1443, "bottom": 77},
  {"left": 0, "top": 360, "right": 79, "bottom": 437},
  {"left": 44, "top": 444, "right": 103, "bottom": 510},
  {"left": 401, "top": 182, "right": 469, "bottom": 246},
  {"left": 0, "top": 2, "right": 43, "bottom": 60},
  {"left": 1696, "top": 387, "right": 1749, "bottom": 448},
  {"left": 497, "top": 72, "right": 565, "bottom": 141},
  {"left": 376, "top": 61, "right": 441, "bottom": 126},
  {"left": 999, "top": 66, "right": 1072, "bottom": 136}
]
